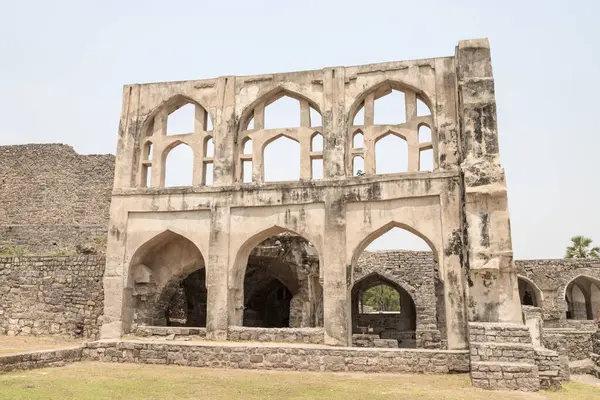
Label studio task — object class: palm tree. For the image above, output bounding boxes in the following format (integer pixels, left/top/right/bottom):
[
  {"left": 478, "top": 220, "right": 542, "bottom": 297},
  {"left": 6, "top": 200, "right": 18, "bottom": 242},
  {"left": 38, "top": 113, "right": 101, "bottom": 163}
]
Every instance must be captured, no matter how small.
[{"left": 565, "top": 236, "right": 600, "bottom": 258}]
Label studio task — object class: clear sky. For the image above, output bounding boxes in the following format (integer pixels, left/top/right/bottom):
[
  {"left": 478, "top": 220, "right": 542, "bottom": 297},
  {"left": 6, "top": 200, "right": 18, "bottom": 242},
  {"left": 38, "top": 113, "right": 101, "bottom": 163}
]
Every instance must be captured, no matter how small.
[{"left": 1, "top": 0, "right": 598, "bottom": 259}]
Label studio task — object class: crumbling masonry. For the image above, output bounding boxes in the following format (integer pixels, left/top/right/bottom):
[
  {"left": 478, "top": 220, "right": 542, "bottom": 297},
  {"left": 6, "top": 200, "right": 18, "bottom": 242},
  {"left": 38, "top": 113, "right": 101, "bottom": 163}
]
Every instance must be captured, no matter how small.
[{"left": 1, "top": 38, "right": 599, "bottom": 390}]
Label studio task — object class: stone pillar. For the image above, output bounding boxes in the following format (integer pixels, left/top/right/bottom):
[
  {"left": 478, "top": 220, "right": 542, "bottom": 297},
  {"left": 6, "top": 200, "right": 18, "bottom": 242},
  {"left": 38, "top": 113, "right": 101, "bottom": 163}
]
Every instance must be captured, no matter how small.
[
  {"left": 213, "top": 76, "right": 236, "bottom": 186},
  {"left": 322, "top": 191, "right": 348, "bottom": 345},
  {"left": 456, "top": 39, "right": 521, "bottom": 324},
  {"left": 321, "top": 66, "right": 350, "bottom": 345},
  {"left": 322, "top": 67, "right": 347, "bottom": 179},
  {"left": 522, "top": 305, "right": 544, "bottom": 348},
  {"left": 205, "top": 203, "right": 230, "bottom": 340},
  {"left": 440, "top": 177, "right": 469, "bottom": 349}
]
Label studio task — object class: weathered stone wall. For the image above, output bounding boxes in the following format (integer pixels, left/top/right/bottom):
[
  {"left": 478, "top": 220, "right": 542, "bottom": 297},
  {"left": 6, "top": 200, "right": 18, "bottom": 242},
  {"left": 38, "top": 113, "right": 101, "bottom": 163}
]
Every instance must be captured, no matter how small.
[
  {"left": 354, "top": 251, "right": 441, "bottom": 339},
  {"left": 516, "top": 259, "right": 600, "bottom": 324},
  {"left": 0, "top": 256, "right": 105, "bottom": 338},
  {"left": 82, "top": 341, "right": 470, "bottom": 373},
  {"left": 542, "top": 329, "right": 596, "bottom": 361},
  {"left": 0, "top": 347, "right": 83, "bottom": 372},
  {"left": 0, "top": 144, "right": 114, "bottom": 255},
  {"left": 227, "top": 326, "right": 323, "bottom": 344}
]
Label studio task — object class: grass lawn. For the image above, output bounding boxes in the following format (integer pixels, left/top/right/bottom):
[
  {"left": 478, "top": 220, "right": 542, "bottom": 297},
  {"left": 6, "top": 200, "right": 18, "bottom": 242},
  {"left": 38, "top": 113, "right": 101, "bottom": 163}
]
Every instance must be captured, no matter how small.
[
  {"left": 0, "top": 336, "right": 83, "bottom": 355},
  {"left": 0, "top": 362, "right": 598, "bottom": 400}
]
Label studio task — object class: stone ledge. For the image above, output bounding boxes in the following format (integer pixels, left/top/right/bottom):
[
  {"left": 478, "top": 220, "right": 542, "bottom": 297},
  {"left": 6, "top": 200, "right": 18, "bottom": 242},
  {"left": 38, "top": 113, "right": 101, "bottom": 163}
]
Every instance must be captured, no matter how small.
[
  {"left": 82, "top": 340, "right": 470, "bottom": 374},
  {"left": 0, "top": 346, "right": 83, "bottom": 373},
  {"left": 132, "top": 326, "right": 207, "bottom": 340},
  {"left": 227, "top": 327, "right": 324, "bottom": 344}
]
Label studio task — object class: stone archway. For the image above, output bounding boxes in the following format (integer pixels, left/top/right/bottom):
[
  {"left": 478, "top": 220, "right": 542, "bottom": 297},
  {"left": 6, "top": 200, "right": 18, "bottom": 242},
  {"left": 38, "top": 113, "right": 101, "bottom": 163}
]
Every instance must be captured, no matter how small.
[{"left": 128, "top": 230, "right": 206, "bottom": 328}]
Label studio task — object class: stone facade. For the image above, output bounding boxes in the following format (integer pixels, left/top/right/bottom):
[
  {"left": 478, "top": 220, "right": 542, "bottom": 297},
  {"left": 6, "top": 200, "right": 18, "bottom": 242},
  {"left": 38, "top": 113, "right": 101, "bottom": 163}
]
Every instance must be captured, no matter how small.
[
  {"left": 0, "top": 144, "right": 114, "bottom": 255},
  {"left": 0, "top": 256, "right": 105, "bottom": 338}
]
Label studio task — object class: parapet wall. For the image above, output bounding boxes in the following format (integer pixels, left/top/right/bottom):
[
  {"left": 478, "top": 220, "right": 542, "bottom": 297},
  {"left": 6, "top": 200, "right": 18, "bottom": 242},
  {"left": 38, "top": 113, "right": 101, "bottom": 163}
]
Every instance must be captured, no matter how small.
[
  {"left": 0, "top": 255, "right": 105, "bottom": 338},
  {"left": 0, "top": 144, "right": 114, "bottom": 255}
]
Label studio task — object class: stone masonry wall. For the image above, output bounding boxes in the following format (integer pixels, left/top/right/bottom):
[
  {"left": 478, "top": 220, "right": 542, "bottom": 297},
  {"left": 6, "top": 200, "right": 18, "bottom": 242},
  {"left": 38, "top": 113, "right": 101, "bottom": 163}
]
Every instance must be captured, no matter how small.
[
  {"left": 516, "top": 259, "right": 600, "bottom": 324},
  {"left": 542, "top": 329, "right": 596, "bottom": 361},
  {"left": 83, "top": 341, "right": 470, "bottom": 373},
  {"left": 0, "top": 255, "right": 105, "bottom": 338},
  {"left": 355, "top": 251, "right": 438, "bottom": 332},
  {"left": 0, "top": 347, "right": 83, "bottom": 373},
  {"left": 0, "top": 144, "right": 114, "bottom": 255}
]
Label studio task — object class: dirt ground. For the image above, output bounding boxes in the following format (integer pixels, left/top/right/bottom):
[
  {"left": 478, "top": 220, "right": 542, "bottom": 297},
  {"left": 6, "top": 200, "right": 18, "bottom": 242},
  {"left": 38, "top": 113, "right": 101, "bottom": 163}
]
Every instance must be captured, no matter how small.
[
  {"left": 0, "top": 362, "right": 599, "bottom": 400},
  {"left": 0, "top": 335, "right": 83, "bottom": 355}
]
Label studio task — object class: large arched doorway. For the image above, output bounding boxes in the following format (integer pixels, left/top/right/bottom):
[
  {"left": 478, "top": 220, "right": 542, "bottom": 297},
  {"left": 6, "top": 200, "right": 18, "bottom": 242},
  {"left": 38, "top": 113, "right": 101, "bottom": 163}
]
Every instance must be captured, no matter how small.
[
  {"left": 128, "top": 230, "right": 207, "bottom": 328},
  {"left": 565, "top": 275, "right": 600, "bottom": 320},
  {"left": 351, "top": 273, "right": 416, "bottom": 348},
  {"left": 233, "top": 230, "right": 323, "bottom": 329},
  {"left": 349, "top": 223, "right": 443, "bottom": 349}
]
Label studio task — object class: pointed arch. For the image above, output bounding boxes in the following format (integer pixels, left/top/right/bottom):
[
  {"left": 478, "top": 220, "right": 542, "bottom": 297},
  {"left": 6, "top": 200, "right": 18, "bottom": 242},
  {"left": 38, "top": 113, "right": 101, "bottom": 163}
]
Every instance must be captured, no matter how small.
[
  {"left": 263, "top": 134, "right": 300, "bottom": 182},
  {"left": 351, "top": 272, "right": 417, "bottom": 347},
  {"left": 229, "top": 225, "right": 323, "bottom": 326},
  {"left": 164, "top": 142, "right": 194, "bottom": 187},
  {"left": 348, "top": 80, "right": 434, "bottom": 126},
  {"left": 141, "top": 94, "right": 213, "bottom": 137},
  {"left": 517, "top": 275, "right": 543, "bottom": 307},
  {"left": 350, "top": 221, "right": 438, "bottom": 270},
  {"left": 127, "top": 229, "right": 207, "bottom": 327},
  {"left": 238, "top": 87, "right": 322, "bottom": 135}
]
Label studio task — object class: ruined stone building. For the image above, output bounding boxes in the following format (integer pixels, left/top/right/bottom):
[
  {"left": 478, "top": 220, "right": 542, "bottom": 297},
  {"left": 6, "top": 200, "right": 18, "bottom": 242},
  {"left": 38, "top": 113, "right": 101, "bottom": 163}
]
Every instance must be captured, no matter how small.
[{"left": 1, "top": 38, "right": 599, "bottom": 390}]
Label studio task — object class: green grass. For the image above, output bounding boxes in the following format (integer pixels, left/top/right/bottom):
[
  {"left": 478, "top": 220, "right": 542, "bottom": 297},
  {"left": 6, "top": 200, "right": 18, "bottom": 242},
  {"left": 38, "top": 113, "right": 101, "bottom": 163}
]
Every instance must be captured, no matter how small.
[{"left": 0, "top": 362, "right": 598, "bottom": 400}]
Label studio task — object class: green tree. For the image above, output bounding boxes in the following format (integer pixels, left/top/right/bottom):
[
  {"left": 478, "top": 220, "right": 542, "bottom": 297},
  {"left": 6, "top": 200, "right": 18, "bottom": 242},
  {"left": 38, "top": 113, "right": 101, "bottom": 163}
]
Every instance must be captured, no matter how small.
[
  {"left": 362, "top": 285, "right": 401, "bottom": 312},
  {"left": 356, "top": 170, "right": 365, "bottom": 176},
  {"left": 565, "top": 236, "right": 600, "bottom": 259}
]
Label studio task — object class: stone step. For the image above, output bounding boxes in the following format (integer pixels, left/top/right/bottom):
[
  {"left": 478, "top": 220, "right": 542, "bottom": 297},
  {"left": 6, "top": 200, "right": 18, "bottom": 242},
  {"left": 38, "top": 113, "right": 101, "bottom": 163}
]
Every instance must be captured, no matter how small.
[
  {"left": 469, "top": 322, "right": 532, "bottom": 344},
  {"left": 470, "top": 341, "right": 535, "bottom": 362},
  {"left": 470, "top": 361, "right": 539, "bottom": 391}
]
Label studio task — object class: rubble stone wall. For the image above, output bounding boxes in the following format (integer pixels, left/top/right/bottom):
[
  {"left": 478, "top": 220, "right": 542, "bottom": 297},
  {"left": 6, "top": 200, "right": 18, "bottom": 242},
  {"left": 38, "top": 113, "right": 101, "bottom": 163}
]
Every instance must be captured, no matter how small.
[
  {"left": 0, "top": 144, "right": 114, "bottom": 255},
  {"left": 542, "top": 329, "right": 596, "bottom": 361},
  {"left": 354, "top": 251, "right": 439, "bottom": 333},
  {"left": 0, "top": 255, "right": 105, "bottom": 338},
  {"left": 0, "top": 347, "right": 83, "bottom": 373},
  {"left": 82, "top": 341, "right": 470, "bottom": 373},
  {"left": 516, "top": 259, "right": 600, "bottom": 324}
]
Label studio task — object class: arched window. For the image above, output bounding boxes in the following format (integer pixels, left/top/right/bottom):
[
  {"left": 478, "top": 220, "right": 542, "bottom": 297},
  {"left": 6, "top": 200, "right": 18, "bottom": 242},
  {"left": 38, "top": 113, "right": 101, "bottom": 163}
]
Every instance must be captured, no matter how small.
[
  {"left": 165, "top": 143, "right": 194, "bottom": 187},
  {"left": 167, "top": 103, "right": 195, "bottom": 135},
  {"left": 204, "top": 137, "right": 214, "bottom": 157},
  {"left": 375, "top": 134, "right": 408, "bottom": 174},
  {"left": 353, "top": 131, "right": 364, "bottom": 149},
  {"left": 419, "top": 126, "right": 432, "bottom": 143},
  {"left": 263, "top": 136, "right": 300, "bottom": 182},
  {"left": 353, "top": 156, "right": 365, "bottom": 176},
  {"left": 264, "top": 96, "right": 301, "bottom": 129},
  {"left": 311, "top": 133, "right": 323, "bottom": 152},
  {"left": 374, "top": 89, "right": 406, "bottom": 125},
  {"left": 242, "top": 138, "right": 253, "bottom": 155},
  {"left": 417, "top": 98, "right": 431, "bottom": 116}
]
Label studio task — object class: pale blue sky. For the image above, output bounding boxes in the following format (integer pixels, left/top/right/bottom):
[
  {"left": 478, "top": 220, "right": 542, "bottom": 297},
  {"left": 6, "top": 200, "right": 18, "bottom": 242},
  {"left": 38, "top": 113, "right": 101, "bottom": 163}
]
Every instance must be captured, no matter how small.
[{"left": 1, "top": 0, "right": 598, "bottom": 259}]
